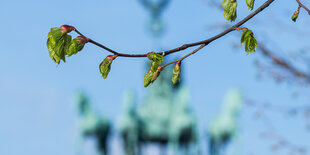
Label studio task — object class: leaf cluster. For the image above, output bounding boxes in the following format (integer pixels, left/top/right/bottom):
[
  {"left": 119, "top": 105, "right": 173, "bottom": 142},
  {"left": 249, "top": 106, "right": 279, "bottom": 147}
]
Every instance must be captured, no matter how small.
[
  {"left": 240, "top": 29, "right": 257, "bottom": 54},
  {"left": 221, "top": 0, "right": 255, "bottom": 22},
  {"left": 47, "top": 26, "right": 86, "bottom": 64},
  {"left": 47, "top": 27, "right": 72, "bottom": 64},
  {"left": 144, "top": 52, "right": 164, "bottom": 87}
]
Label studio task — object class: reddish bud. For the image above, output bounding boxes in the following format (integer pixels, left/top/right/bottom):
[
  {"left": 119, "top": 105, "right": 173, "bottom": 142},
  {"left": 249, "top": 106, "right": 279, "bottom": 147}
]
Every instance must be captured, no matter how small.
[
  {"left": 75, "top": 36, "right": 88, "bottom": 44},
  {"left": 151, "top": 67, "right": 163, "bottom": 82},
  {"left": 61, "top": 25, "right": 74, "bottom": 34},
  {"left": 147, "top": 52, "right": 155, "bottom": 60},
  {"left": 107, "top": 55, "right": 118, "bottom": 63}
]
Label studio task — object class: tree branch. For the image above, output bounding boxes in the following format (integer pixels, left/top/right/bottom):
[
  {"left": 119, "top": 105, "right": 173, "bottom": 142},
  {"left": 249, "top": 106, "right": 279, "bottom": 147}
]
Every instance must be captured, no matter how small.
[
  {"left": 296, "top": 0, "right": 310, "bottom": 15},
  {"left": 72, "top": 0, "right": 275, "bottom": 58}
]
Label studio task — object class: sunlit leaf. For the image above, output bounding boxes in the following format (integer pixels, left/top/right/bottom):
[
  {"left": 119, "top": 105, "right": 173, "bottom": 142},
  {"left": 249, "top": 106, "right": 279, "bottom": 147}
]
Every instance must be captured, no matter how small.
[
  {"left": 240, "top": 29, "right": 257, "bottom": 54},
  {"left": 222, "top": 0, "right": 237, "bottom": 22},
  {"left": 246, "top": 0, "right": 255, "bottom": 10}
]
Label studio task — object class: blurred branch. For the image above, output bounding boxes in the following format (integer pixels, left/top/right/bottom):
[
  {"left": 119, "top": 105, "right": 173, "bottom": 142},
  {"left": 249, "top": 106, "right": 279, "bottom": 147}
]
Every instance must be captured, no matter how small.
[
  {"left": 257, "top": 43, "right": 310, "bottom": 84},
  {"left": 245, "top": 98, "right": 310, "bottom": 115},
  {"left": 296, "top": 0, "right": 310, "bottom": 15},
  {"left": 245, "top": 99, "right": 309, "bottom": 154}
]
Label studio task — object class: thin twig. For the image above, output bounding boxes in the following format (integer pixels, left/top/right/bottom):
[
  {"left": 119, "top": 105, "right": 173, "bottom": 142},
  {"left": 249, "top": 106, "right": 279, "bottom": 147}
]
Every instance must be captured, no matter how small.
[
  {"left": 296, "top": 0, "right": 310, "bottom": 15},
  {"left": 72, "top": 0, "right": 275, "bottom": 58},
  {"left": 161, "top": 44, "right": 206, "bottom": 68}
]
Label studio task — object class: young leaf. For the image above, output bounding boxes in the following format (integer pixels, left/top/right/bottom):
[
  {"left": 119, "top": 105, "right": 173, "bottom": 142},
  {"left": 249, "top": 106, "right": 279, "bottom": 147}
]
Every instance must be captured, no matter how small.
[
  {"left": 291, "top": 10, "right": 299, "bottom": 22},
  {"left": 172, "top": 61, "right": 181, "bottom": 84},
  {"left": 47, "top": 26, "right": 72, "bottom": 64},
  {"left": 246, "top": 0, "right": 255, "bottom": 10},
  {"left": 151, "top": 67, "right": 163, "bottom": 83},
  {"left": 240, "top": 29, "right": 257, "bottom": 54},
  {"left": 222, "top": 0, "right": 237, "bottom": 22},
  {"left": 67, "top": 36, "right": 87, "bottom": 56},
  {"left": 99, "top": 55, "right": 118, "bottom": 79},
  {"left": 147, "top": 52, "right": 163, "bottom": 63},
  {"left": 144, "top": 69, "right": 153, "bottom": 87},
  {"left": 147, "top": 52, "right": 164, "bottom": 72}
]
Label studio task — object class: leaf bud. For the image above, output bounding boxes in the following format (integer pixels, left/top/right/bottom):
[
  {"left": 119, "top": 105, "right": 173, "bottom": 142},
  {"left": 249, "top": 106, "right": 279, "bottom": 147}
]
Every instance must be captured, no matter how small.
[
  {"left": 61, "top": 25, "right": 74, "bottom": 34},
  {"left": 144, "top": 69, "right": 153, "bottom": 87},
  {"left": 151, "top": 67, "right": 163, "bottom": 82},
  {"left": 147, "top": 51, "right": 163, "bottom": 62},
  {"left": 99, "top": 55, "right": 118, "bottom": 79},
  {"left": 67, "top": 36, "right": 88, "bottom": 56},
  {"left": 172, "top": 61, "right": 181, "bottom": 84},
  {"left": 291, "top": 10, "right": 299, "bottom": 22},
  {"left": 47, "top": 27, "right": 72, "bottom": 64}
]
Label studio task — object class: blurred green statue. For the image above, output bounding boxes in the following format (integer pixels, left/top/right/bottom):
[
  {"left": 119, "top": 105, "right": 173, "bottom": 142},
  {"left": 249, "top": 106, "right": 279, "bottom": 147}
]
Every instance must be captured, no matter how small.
[
  {"left": 207, "top": 89, "right": 243, "bottom": 155},
  {"left": 76, "top": 92, "right": 111, "bottom": 155},
  {"left": 118, "top": 91, "right": 140, "bottom": 155},
  {"left": 118, "top": 68, "right": 198, "bottom": 155}
]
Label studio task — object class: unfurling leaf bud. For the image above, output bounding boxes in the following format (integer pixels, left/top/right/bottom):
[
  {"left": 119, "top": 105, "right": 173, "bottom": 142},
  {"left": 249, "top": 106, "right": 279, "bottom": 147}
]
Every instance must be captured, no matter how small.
[
  {"left": 147, "top": 52, "right": 163, "bottom": 63},
  {"left": 67, "top": 36, "right": 88, "bottom": 56},
  {"left": 240, "top": 29, "right": 257, "bottom": 54},
  {"left": 172, "top": 61, "right": 181, "bottom": 84},
  {"left": 47, "top": 26, "right": 72, "bottom": 64},
  {"left": 147, "top": 52, "right": 155, "bottom": 60},
  {"left": 151, "top": 61, "right": 158, "bottom": 72},
  {"left": 107, "top": 55, "right": 118, "bottom": 63},
  {"left": 61, "top": 25, "right": 74, "bottom": 34},
  {"left": 99, "top": 55, "right": 118, "bottom": 79},
  {"left": 147, "top": 52, "right": 164, "bottom": 73},
  {"left": 151, "top": 67, "right": 163, "bottom": 82},
  {"left": 291, "top": 10, "right": 299, "bottom": 22},
  {"left": 144, "top": 69, "right": 153, "bottom": 87}
]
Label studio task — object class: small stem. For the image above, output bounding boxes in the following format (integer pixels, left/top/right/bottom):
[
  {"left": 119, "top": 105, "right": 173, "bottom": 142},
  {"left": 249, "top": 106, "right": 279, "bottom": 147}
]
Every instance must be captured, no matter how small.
[
  {"left": 161, "top": 44, "right": 206, "bottom": 68},
  {"left": 234, "top": 27, "right": 248, "bottom": 31}
]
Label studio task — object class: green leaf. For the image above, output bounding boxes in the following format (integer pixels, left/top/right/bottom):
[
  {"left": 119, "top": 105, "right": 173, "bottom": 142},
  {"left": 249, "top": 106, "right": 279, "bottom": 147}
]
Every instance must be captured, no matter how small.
[
  {"left": 172, "top": 62, "right": 181, "bottom": 84},
  {"left": 99, "top": 55, "right": 117, "bottom": 79},
  {"left": 147, "top": 52, "right": 164, "bottom": 73},
  {"left": 47, "top": 38, "right": 56, "bottom": 61},
  {"left": 151, "top": 61, "right": 160, "bottom": 72},
  {"left": 67, "top": 36, "right": 86, "bottom": 56},
  {"left": 291, "top": 12, "right": 299, "bottom": 22},
  {"left": 47, "top": 27, "right": 72, "bottom": 64},
  {"left": 222, "top": 0, "right": 237, "bottom": 22},
  {"left": 144, "top": 70, "right": 153, "bottom": 87},
  {"left": 64, "top": 35, "right": 72, "bottom": 55},
  {"left": 147, "top": 52, "right": 163, "bottom": 63},
  {"left": 246, "top": 0, "right": 255, "bottom": 10},
  {"left": 241, "top": 30, "right": 252, "bottom": 45},
  {"left": 54, "top": 36, "right": 66, "bottom": 63},
  {"left": 48, "top": 28, "right": 62, "bottom": 46},
  {"left": 151, "top": 67, "right": 163, "bottom": 83},
  {"left": 99, "top": 58, "right": 111, "bottom": 79},
  {"left": 240, "top": 29, "right": 257, "bottom": 54}
]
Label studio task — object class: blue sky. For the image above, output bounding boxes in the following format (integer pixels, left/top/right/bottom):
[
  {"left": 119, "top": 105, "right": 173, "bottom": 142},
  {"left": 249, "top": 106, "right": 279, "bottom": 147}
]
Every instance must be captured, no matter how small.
[{"left": 1, "top": 0, "right": 310, "bottom": 154}]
